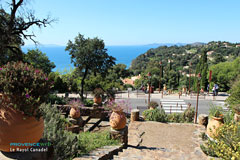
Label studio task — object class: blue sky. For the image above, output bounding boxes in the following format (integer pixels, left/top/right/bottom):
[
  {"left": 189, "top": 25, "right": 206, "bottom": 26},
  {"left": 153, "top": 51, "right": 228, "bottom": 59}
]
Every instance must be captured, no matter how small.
[{"left": 20, "top": 0, "right": 240, "bottom": 46}]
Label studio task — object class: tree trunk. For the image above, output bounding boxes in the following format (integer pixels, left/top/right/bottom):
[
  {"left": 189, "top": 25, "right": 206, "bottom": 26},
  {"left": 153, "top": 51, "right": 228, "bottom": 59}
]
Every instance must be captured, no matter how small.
[{"left": 80, "top": 68, "right": 88, "bottom": 101}]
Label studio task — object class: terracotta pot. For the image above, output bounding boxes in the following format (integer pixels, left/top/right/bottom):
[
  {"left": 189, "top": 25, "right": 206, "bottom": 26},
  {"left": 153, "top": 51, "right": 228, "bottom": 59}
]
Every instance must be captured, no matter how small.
[
  {"left": 234, "top": 113, "right": 240, "bottom": 122},
  {"left": 70, "top": 107, "right": 80, "bottom": 119},
  {"left": 206, "top": 117, "right": 223, "bottom": 138},
  {"left": 110, "top": 110, "right": 126, "bottom": 130},
  {"left": 94, "top": 97, "right": 102, "bottom": 105},
  {"left": 0, "top": 107, "right": 44, "bottom": 152}
]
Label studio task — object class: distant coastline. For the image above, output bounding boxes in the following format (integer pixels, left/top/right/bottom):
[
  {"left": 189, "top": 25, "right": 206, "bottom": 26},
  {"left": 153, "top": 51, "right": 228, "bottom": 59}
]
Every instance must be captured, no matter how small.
[
  {"left": 21, "top": 43, "right": 192, "bottom": 72},
  {"left": 21, "top": 45, "right": 158, "bottom": 72}
]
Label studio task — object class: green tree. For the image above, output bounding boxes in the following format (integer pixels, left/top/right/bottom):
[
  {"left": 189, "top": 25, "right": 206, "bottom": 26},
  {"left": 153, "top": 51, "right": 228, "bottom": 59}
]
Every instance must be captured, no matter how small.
[
  {"left": 226, "top": 76, "right": 240, "bottom": 106},
  {"left": 110, "top": 64, "right": 130, "bottom": 79},
  {"left": 167, "top": 70, "right": 178, "bottom": 89},
  {"left": 195, "top": 49, "right": 208, "bottom": 91},
  {"left": 213, "top": 53, "right": 226, "bottom": 64},
  {"left": 210, "top": 57, "right": 240, "bottom": 91},
  {"left": 48, "top": 72, "right": 68, "bottom": 93},
  {"left": 65, "top": 34, "right": 116, "bottom": 100},
  {"left": 0, "top": 0, "right": 53, "bottom": 65},
  {"left": 24, "top": 49, "right": 55, "bottom": 74}
]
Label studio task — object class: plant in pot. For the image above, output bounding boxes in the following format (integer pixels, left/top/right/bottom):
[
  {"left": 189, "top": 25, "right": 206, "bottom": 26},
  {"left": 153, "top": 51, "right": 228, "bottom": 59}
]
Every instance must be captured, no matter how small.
[
  {"left": 93, "top": 88, "right": 104, "bottom": 105},
  {"left": 206, "top": 105, "right": 224, "bottom": 138},
  {"left": 148, "top": 101, "right": 159, "bottom": 110},
  {"left": 106, "top": 100, "right": 129, "bottom": 130},
  {"left": 233, "top": 104, "right": 240, "bottom": 122},
  {"left": 69, "top": 99, "right": 82, "bottom": 119},
  {"left": 0, "top": 61, "right": 52, "bottom": 152}
]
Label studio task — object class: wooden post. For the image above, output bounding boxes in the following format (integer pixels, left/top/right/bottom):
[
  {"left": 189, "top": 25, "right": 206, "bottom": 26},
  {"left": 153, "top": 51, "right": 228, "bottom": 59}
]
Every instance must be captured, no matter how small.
[
  {"left": 194, "top": 75, "right": 201, "bottom": 124},
  {"left": 148, "top": 83, "right": 151, "bottom": 105},
  {"left": 131, "top": 109, "right": 140, "bottom": 122}
]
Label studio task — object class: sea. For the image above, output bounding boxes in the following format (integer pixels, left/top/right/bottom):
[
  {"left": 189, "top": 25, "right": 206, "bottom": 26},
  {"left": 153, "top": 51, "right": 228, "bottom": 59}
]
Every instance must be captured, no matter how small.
[{"left": 22, "top": 45, "right": 160, "bottom": 72}]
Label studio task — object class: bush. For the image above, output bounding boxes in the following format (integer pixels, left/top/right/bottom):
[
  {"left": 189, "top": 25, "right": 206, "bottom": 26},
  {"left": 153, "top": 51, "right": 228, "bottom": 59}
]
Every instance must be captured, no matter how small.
[
  {"left": 83, "top": 99, "right": 94, "bottom": 107},
  {"left": 40, "top": 103, "right": 79, "bottom": 160},
  {"left": 40, "top": 103, "right": 119, "bottom": 159},
  {"left": 0, "top": 61, "right": 52, "bottom": 118},
  {"left": 142, "top": 108, "right": 167, "bottom": 122},
  {"left": 182, "top": 107, "right": 195, "bottom": 123},
  {"left": 209, "top": 104, "right": 224, "bottom": 118},
  {"left": 224, "top": 111, "right": 234, "bottom": 125},
  {"left": 148, "top": 101, "right": 159, "bottom": 109},
  {"left": 226, "top": 77, "right": 240, "bottom": 106},
  {"left": 202, "top": 122, "right": 240, "bottom": 159},
  {"left": 143, "top": 107, "right": 195, "bottom": 123},
  {"left": 167, "top": 113, "right": 183, "bottom": 123},
  {"left": 47, "top": 94, "right": 67, "bottom": 105}
]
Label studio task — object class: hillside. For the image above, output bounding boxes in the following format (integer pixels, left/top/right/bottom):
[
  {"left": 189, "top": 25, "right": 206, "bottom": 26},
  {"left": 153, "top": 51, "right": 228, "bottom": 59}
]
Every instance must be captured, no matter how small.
[
  {"left": 131, "top": 41, "right": 240, "bottom": 75},
  {"left": 130, "top": 41, "right": 240, "bottom": 90}
]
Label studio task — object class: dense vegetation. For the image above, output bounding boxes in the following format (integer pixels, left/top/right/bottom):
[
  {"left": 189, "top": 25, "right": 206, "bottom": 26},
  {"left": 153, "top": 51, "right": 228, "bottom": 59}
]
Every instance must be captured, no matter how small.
[
  {"left": 131, "top": 41, "right": 240, "bottom": 92},
  {"left": 142, "top": 107, "right": 195, "bottom": 123}
]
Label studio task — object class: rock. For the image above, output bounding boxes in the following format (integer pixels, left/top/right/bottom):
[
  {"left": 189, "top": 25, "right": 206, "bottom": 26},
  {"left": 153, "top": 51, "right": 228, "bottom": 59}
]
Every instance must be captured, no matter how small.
[
  {"left": 198, "top": 114, "right": 208, "bottom": 126},
  {"left": 110, "top": 126, "right": 128, "bottom": 147}
]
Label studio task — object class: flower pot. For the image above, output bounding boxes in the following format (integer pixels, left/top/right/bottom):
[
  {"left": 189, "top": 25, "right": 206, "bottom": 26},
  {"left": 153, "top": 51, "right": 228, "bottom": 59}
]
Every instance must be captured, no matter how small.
[
  {"left": 0, "top": 106, "right": 44, "bottom": 152},
  {"left": 110, "top": 110, "right": 126, "bottom": 130},
  {"left": 69, "top": 107, "right": 80, "bottom": 119},
  {"left": 234, "top": 113, "right": 240, "bottom": 122},
  {"left": 94, "top": 97, "right": 102, "bottom": 105},
  {"left": 206, "top": 117, "right": 223, "bottom": 138}
]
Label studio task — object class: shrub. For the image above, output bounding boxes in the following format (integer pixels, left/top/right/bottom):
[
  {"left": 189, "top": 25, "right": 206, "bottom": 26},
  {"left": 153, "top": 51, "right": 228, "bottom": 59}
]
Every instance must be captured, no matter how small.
[
  {"left": 0, "top": 61, "right": 52, "bottom": 118},
  {"left": 148, "top": 101, "right": 159, "bottom": 109},
  {"left": 83, "top": 99, "right": 94, "bottom": 107},
  {"left": 142, "top": 108, "right": 167, "bottom": 122},
  {"left": 209, "top": 104, "right": 224, "bottom": 118},
  {"left": 233, "top": 104, "right": 240, "bottom": 114},
  {"left": 182, "top": 107, "right": 195, "bottom": 123},
  {"left": 47, "top": 94, "right": 67, "bottom": 105},
  {"left": 224, "top": 111, "right": 234, "bottom": 125},
  {"left": 167, "top": 113, "right": 183, "bottom": 123},
  {"left": 40, "top": 103, "right": 79, "bottom": 160},
  {"left": 226, "top": 77, "right": 240, "bottom": 106},
  {"left": 202, "top": 122, "right": 240, "bottom": 159},
  {"left": 41, "top": 103, "right": 120, "bottom": 159}
]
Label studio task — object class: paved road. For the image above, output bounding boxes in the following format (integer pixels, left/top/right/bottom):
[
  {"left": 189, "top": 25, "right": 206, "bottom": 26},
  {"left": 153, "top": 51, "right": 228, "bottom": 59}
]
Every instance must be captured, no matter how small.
[
  {"left": 115, "top": 92, "right": 228, "bottom": 115},
  {"left": 57, "top": 91, "right": 228, "bottom": 115}
]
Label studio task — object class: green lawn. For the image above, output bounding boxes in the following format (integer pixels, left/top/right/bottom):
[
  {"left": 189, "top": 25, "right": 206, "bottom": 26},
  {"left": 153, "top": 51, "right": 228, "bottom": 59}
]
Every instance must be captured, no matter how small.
[{"left": 77, "top": 131, "right": 120, "bottom": 155}]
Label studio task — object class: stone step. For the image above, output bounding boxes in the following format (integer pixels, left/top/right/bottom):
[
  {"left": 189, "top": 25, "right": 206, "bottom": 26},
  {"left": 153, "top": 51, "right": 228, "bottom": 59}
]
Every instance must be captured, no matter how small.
[{"left": 83, "top": 118, "right": 102, "bottom": 132}]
